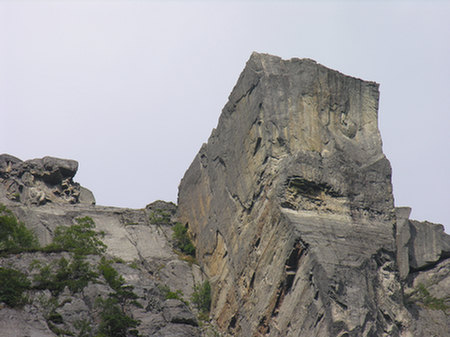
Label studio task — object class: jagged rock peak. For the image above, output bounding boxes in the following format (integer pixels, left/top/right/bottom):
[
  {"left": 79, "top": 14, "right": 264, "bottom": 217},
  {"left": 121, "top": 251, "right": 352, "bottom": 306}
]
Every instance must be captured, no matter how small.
[
  {"left": 0, "top": 154, "right": 95, "bottom": 206},
  {"left": 178, "top": 53, "right": 449, "bottom": 336}
]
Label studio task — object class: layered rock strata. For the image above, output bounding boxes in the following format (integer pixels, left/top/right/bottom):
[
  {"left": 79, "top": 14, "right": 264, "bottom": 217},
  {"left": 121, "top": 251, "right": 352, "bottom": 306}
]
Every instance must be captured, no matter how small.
[{"left": 178, "top": 53, "right": 449, "bottom": 336}]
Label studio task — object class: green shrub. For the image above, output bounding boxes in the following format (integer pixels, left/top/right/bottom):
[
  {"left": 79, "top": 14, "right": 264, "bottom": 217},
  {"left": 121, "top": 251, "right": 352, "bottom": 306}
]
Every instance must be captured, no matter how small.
[
  {"left": 158, "top": 284, "right": 188, "bottom": 305},
  {"left": 191, "top": 280, "right": 211, "bottom": 315},
  {"left": 0, "top": 267, "right": 30, "bottom": 307},
  {"left": 98, "top": 257, "right": 123, "bottom": 291},
  {"left": 74, "top": 319, "right": 92, "bottom": 337},
  {"left": 172, "top": 222, "right": 195, "bottom": 256},
  {"left": 47, "top": 310, "right": 64, "bottom": 324},
  {"left": 46, "top": 216, "right": 106, "bottom": 255},
  {"left": 96, "top": 297, "right": 140, "bottom": 337},
  {"left": 33, "top": 256, "right": 98, "bottom": 295},
  {"left": 149, "top": 209, "right": 171, "bottom": 225},
  {"left": 0, "top": 203, "right": 39, "bottom": 251},
  {"left": 412, "top": 283, "right": 449, "bottom": 312},
  {"left": 98, "top": 258, "right": 142, "bottom": 310}
]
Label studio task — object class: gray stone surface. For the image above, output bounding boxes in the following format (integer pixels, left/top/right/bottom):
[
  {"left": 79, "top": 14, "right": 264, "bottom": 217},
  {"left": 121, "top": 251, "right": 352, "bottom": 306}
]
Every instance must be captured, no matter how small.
[
  {"left": 0, "top": 160, "right": 204, "bottom": 337},
  {"left": 1, "top": 52, "right": 448, "bottom": 337},
  {"left": 163, "top": 299, "right": 198, "bottom": 326},
  {"left": 0, "top": 154, "right": 92, "bottom": 206},
  {"left": 177, "top": 52, "right": 450, "bottom": 336},
  {"left": 408, "top": 219, "right": 450, "bottom": 270},
  {"left": 396, "top": 207, "right": 412, "bottom": 279}
]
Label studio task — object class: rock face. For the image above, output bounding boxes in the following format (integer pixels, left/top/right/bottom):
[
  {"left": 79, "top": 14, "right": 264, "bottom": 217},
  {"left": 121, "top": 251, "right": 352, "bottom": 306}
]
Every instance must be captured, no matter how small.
[
  {"left": 1, "top": 53, "right": 449, "bottom": 337},
  {"left": 0, "top": 154, "right": 95, "bottom": 206},
  {"left": 0, "top": 157, "right": 208, "bottom": 337},
  {"left": 178, "top": 53, "right": 450, "bottom": 336}
]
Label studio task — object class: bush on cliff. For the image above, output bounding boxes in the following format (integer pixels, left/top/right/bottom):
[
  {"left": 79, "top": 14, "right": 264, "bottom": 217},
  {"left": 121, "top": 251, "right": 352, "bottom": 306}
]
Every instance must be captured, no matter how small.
[
  {"left": 33, "top": 255, "right": 98, "bottom": 295},
  {"left": 172, "top": 222, "right": 195, "bottom": 257},
  {"left": 0, "top": 267, "right": 30, "bottom": 307},
  {"left": 0, "top": 203, "right": 39, "bottom": 252},
  {"left": 46, "top": 216, "right": 106, "bottom": 255},
  {"left": 191, "top": 280, "right": 211, "bottom": 315}
]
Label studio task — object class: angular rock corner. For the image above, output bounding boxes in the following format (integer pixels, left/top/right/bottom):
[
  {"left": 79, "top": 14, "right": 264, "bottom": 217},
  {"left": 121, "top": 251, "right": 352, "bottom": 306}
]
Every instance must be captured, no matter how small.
[{"left": 178, "top": 52, "right": 450, "bottom": 336}]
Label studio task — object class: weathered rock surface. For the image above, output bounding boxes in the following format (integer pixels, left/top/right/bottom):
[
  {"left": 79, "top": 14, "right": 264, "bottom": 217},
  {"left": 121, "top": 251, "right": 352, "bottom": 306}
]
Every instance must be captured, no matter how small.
[
  {"left": 1, "top": 53, "right": 449, "bottom": 337},
  {"left": 0, "top": 157, "right": 209, "bottom": 337},
  {"left": 396, "top": 206, "right": 450, "bottom": 278},
  {"left": 178, "top": 53, "right": 450, "bottom": 336},
  {"left": 0, "top": 154, "right": 94, "bottom": 206}
]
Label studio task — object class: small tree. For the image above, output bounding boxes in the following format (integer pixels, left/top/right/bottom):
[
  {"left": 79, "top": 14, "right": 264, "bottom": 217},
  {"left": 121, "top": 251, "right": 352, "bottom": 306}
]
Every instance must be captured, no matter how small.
[
  {"left": 172, "top": 223, "right": 195, "bottom": 256},
  {"left": 96, "top": 297, "right": 140, "bottom": 337},
  {"left": 191, "top": 280, "right": 211, "bottom": 315},
  {"left": 0, "top": 204, "right": 39, "bottom": 251},
  {"left": 48, "top": 216, "right": 106, "bottom": 255},
  {"left": 0, "top": 267, "right": 30, "bottom": 307},
  {"left": 33, "top": 256, "right": 98, "bottom": 295}
]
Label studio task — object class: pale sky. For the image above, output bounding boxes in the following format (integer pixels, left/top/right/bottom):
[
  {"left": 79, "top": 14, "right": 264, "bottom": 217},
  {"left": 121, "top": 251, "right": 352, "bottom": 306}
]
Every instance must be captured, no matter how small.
[{"left": 1, "top": 1, "right": 449, "bottom": 232}]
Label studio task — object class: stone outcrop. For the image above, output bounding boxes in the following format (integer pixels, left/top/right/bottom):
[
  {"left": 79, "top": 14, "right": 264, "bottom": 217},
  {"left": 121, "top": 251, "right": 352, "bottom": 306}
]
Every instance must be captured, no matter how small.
[
  {"left": 0, "top": 154, "right": 95, "bottom": 206},
  {"left": 178, "top": 53, "right": 449, "bottom": 336},
  {"left": 396, "top": 207, "right": 450, "bottom": 278}
]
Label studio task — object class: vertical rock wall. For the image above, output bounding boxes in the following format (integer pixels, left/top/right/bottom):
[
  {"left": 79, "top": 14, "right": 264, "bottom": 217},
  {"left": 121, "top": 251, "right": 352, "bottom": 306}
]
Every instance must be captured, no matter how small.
[{"left": 178, "top": 53, "right": 408, "bottom": 336}]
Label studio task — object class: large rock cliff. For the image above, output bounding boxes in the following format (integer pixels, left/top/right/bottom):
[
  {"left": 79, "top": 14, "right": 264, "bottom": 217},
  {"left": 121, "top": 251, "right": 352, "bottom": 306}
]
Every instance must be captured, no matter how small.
[
  {"left": 178, "top": 53, "right": 450, "bottom": 336},
  {"left": 1, "top": 52, "right": 448, "bottom": 337}
]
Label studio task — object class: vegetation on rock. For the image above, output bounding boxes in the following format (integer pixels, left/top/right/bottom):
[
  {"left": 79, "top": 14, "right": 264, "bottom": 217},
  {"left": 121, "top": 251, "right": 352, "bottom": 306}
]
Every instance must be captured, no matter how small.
[
  {"left": 191, "top": 280, "right": 212, "bottom": 316},
  {"left": 32, "top": 255, "right": 98, "bottom": 295},
  {"left": 172, "top": 222, "right": 195, "bottom": 257},
  {"left": 149, "top": 208, "right": 171, "bottom": 225},
  {"left": 408, "top": 283, "right": 450, "bottom": 312},
  {"left": 46, "top": 216, "right": 106, "bottom": 255},
  {"left": 0, "top": 205, "right": 144, "bottom": 336},
  {"left": 0, "top": 267, "right": 30, "bottom": 307},
  {"left": 0, "top": 203, "right": 39, "bottom": 252},
  {"left": 97, "top": 257, "right": 142, "bottom": 336},
  {"left": 96, "top": 297, "right": 140, "bottom": 337}
]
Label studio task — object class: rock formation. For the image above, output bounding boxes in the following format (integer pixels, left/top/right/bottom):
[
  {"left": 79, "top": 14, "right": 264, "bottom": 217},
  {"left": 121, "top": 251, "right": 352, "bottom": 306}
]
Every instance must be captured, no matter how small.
[
  {"left": 178, "top": 53, "right": 450, "bottom": 336},
  {"left": 0, "top": 156, "right": 208, "bottom": 337},
  {"left": 0, "top": 154, "right": 95, "bottom": 206},
  {"left": 1, "top": 52, "right": 448, "bottom": 337}
]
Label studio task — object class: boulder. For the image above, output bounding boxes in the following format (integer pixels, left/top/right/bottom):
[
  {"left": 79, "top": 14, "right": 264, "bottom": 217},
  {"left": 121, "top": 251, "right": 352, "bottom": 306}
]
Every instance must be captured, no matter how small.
[
  {"left": 408, "top": 219, "right": 450, "bottom": 270},
  {"left": 0, "top": 155, "right": 92, "bottom": 206},
  {"left": 162, "top": 299, "right": 198, "bottom": 326}
]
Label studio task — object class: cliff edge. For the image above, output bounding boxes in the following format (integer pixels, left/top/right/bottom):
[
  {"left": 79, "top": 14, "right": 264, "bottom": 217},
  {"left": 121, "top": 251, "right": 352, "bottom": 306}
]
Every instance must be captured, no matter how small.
[{"left": 178, "top": 52, "right": 449, "bottom": 337}]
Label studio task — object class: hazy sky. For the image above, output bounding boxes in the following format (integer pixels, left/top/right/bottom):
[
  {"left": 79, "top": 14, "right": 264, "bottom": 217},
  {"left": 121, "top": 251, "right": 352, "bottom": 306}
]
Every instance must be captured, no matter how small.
[{"left": 1, "top": 1, "right": 449, "bottom": 232}]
